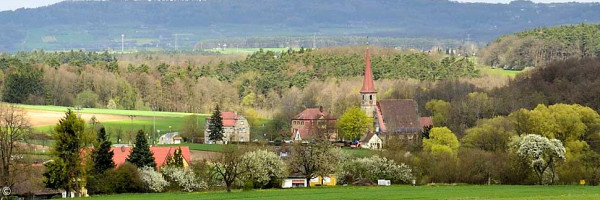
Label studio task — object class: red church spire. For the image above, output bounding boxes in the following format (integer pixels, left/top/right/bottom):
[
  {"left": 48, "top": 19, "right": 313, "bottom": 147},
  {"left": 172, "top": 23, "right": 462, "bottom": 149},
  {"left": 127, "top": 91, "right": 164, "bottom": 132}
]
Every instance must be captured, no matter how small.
[{"left": 360, "top": 43, "right": 376, "bottom": 94}]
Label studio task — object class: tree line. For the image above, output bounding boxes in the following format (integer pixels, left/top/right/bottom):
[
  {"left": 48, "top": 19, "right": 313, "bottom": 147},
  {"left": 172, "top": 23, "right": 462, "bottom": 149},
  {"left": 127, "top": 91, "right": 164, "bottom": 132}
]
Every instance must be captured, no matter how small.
[
  {"left": 479, "top": 24, "right": 600, "bottom": 70},
  {"left": 0, "top": 47, "right": 477, "bottom": 114}
]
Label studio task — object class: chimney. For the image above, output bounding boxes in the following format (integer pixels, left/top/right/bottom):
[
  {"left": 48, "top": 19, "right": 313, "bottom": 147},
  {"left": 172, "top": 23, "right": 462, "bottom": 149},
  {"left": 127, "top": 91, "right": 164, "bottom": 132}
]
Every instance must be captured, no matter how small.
[
  {"left": 319, "top": 106, "right": 323, "bottom": 113},
  {"left": 121, "top": 146, "right": 126, "bottom": 152}
]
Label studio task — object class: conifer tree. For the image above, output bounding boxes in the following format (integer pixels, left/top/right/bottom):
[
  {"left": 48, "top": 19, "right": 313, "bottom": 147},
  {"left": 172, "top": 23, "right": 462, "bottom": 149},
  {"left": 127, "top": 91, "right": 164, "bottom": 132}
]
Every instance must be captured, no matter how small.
[
  {"left": 43, "top": 110, "right": 86, "bottom": 196},
  {"left": 91, "top": 127, "right": 115, "bottom": 174},
  {"left": 166, "top": 147, "right": 184, "bottom": 168},
  {"left": 208, "top": 105, "right": 224, "bottom": 141},
  {"left": 126, "top": 130, "right": 156, "bottom": 168}
]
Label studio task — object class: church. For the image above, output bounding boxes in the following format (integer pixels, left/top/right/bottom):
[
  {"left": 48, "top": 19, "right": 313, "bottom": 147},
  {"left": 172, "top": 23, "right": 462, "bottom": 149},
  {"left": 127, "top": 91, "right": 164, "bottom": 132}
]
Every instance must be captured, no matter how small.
[{"left": 359, "top": 46, "right": 426, "bottom": 145}]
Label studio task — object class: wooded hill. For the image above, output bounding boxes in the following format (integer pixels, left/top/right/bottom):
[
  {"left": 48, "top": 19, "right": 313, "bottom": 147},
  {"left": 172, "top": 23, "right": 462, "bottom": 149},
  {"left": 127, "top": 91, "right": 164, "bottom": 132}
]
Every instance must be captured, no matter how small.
[
  {"left": 479, "top": 24, "right": 600, "bottom": 70},
  {"left": 0, "top": 47, "right": 477, "bottom": 115},
  {"left": 1, "top": 0, "right": 600, "bottom": 51}
]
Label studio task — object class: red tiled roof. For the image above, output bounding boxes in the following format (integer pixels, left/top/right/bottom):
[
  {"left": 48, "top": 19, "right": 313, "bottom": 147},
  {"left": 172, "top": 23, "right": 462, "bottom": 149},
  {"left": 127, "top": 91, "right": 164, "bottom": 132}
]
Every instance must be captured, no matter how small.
[
  {"left": 293, "top": 108, "right": 330, "bottom": 120},
  {"left": 420, "top": 117, "right": 433, "bottom": 128},
  {"left": 208, "top": 111, "right": 240, "bottom": 127},
  {"left": 111, "top": 146, "right": 191, "bottom": 170},
  {"left": 360, "top": 47, "right": 376, "bottom": 93}
]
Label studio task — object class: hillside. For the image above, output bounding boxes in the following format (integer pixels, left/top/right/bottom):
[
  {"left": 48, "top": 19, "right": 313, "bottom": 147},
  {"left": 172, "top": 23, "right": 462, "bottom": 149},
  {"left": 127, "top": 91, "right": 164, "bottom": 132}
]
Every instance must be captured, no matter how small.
[
  {"left": 479, "top": 24, "right": 600, "bottom": 70},
  {"left": 1, "top": 0, "right": 600, "bottom": 51}
]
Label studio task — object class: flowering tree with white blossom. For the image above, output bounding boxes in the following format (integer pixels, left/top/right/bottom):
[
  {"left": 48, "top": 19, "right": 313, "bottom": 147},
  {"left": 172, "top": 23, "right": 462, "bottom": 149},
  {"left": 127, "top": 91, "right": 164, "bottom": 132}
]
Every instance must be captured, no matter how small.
[{"left": 516, "top": 134, "right": 566, "bottom": 185}]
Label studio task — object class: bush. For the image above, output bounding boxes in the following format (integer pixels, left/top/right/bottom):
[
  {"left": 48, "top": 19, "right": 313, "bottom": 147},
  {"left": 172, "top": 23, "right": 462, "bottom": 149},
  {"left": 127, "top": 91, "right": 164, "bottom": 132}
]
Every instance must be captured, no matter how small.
[
  {"left": 74, "top": 89, "right": 99, "bottom": 108},
  {"left": 109, "top": 162, "right": 145, "bottom": 193},
  {"left": 138, "top": 167, "right": 169, "bottom": 192},
  {"left": 161, "top": 166, "right": 207, "bottom": 192},
  {"left": 239, "top": 150, "right": 287, "bottom": 188},
  {"left": 242, "top": 181, "right": 254, "bottom": 191},
  {"left": 338, "top": 155, "right": 413, "bottom": 185},
  {"left": 87, "top": 162, "right": 145, "bottom": 194},
  {"left": 414, "top": 152, "right": 458, "bottom": 184},
  {"left": 191, "top": 160, "right": 219, "bottom": 187}
]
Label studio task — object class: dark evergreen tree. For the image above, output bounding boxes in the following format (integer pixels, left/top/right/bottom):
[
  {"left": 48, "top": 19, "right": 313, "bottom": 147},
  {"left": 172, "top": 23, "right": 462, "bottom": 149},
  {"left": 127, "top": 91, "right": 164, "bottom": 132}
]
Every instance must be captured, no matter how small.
[
  {"left": 126, "top": 130, "right": 156, "bottom": 168},
  {"left": 208, "top": 105, "right": 224, "bottom": 141},
  {"left": 43, "top": 110, "right": 86, "bottom": 196},
  {"left": 91, "top": 127, "right": 115, "bottom": 174}
]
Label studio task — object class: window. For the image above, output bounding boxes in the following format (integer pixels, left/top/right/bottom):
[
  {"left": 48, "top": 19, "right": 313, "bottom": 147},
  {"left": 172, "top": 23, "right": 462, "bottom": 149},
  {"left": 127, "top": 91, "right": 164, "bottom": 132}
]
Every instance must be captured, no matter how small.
[{"left": 369, "top": 95, "right": 372, "bottom": 100}]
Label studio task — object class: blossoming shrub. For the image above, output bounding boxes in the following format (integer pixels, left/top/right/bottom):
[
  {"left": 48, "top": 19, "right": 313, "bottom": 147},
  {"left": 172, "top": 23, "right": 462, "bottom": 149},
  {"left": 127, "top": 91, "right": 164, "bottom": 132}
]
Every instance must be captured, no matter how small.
[
  {"left": 338, "top": 155, "right": 413, "bottom": 185},
  {"left": 240, "top": 150, "right": 287, "bottom": 188},
  {"left": 161, "top": 166, "right": 207, "bottom": 192},
  {"left": 138, "top": 167, "right": 169, "bottom": 192}
]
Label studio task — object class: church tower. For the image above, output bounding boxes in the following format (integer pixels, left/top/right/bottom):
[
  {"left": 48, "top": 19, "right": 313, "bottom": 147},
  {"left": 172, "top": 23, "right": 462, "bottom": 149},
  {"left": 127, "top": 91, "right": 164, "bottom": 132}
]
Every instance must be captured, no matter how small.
[{"left": 360, "top": 44, "right": 377, "bottom": 118}]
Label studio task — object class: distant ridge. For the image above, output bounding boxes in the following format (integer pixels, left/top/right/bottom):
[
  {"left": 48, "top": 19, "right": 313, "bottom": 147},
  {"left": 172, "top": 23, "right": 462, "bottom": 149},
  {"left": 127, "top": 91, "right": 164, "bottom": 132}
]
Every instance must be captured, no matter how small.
[{"left": 1, "top": 0, "right": 600, "bottom": 52}]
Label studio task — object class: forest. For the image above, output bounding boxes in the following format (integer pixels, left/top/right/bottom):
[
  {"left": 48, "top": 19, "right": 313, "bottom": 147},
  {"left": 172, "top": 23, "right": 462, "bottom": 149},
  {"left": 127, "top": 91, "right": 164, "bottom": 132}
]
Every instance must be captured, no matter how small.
[
  {"left": 479, "top": 24, "right": 600, "bottom": 70},
  {"left": 2, "top": 0, "right": 600, "bottom": 51},
  {"left": 0, "top": 47, "right": 477, "bottom": 113}
]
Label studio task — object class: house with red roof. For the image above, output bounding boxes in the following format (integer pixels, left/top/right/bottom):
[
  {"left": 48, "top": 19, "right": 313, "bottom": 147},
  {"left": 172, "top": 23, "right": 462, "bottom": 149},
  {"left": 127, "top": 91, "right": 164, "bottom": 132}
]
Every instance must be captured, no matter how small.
[
  {"left": 111, "top": 146, "right": 191, "bottom": 170},
  {"left": 291, "top": 106, "right": 337, "bottom": 141},
  {"left": 204, "top": 112, "right": 250, "bottom": 143}
]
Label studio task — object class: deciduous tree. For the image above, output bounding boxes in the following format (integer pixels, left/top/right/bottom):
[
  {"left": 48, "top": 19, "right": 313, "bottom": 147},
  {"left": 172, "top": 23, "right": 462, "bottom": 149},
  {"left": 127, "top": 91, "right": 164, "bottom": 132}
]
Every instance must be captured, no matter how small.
[
  {"left": 336, "top": 107, "right": 372, "bottom": 140},
  {"left": 423, "top": 127, "right": 459, "bottom": 155},
  {"left": 515, "top": 134, "right": 566, "bottom": 185},
  {"left": 0, "top": 104, "right": 31, "bottom": 186}
]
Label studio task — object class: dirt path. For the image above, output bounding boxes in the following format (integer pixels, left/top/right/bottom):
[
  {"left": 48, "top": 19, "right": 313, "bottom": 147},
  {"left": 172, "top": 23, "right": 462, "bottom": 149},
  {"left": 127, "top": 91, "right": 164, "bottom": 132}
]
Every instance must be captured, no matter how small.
[
  {"left": 25, "top": 109, "right": 144, "bottom": 127},
  {"left": 190, "top": 150, "right": 221, "bottom": 161}
]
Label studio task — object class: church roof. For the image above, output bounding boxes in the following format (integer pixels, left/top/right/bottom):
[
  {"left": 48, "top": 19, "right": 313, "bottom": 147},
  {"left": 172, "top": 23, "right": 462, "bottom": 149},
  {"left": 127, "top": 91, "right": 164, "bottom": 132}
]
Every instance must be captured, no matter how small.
[
  {"left": 377, "top": 99, "right": 422, "bottom": 133},
  {"left": 360, "top": 47, "right": 376, "bottom": 94}
]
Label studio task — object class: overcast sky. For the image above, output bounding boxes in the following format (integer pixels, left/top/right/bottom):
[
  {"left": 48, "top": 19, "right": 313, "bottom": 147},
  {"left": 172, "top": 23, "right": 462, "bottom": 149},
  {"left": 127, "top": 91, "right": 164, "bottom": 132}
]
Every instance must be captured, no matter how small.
[{"left": 0, "top": 0, "right": 599, "bottom": 11}]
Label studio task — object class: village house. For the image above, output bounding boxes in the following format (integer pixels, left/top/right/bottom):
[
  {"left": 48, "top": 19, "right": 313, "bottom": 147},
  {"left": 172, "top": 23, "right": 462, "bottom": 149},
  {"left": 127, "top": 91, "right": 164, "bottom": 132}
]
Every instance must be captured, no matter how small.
[
  {"left": 360, "top": 45, "right": 429, "bottom": 144},
  {"left": 204, "top": 112, "right": 250, "bottom": 143},
  {"left": 282, "top": 174, "right": 337, "bottom": 188},
  {"left": 291, "top": 107, "right": 337, "bottom": 141},
  {"left": 360, "top": 131, "right": 383, "bottom": 150}
]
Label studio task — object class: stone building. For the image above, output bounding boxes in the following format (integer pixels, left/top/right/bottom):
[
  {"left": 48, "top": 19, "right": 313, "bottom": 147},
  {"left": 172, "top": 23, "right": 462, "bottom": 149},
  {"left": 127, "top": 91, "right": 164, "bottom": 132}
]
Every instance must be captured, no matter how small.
[{"left": 205, "top": 112, "right": 250, "bottom": 143}]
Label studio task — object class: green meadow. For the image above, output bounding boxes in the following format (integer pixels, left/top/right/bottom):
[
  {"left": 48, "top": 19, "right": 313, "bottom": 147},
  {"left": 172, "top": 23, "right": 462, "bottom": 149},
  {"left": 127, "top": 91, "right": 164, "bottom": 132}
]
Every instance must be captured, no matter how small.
[
  {"left": 83, "top": 185, "right": 600, "bottom": 200},
  {"left": 18, "top": 104, "right": 196, "bottom": 118},
  {"left": 478, "top": 66, "right": 522, "bottom": 77}
]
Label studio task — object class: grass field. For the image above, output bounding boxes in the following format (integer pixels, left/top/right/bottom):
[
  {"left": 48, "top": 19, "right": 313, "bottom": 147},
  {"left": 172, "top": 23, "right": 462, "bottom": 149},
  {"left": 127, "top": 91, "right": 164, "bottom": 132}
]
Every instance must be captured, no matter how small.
[
  {"left": 18, "top": 104, "right": 196, "bottom": 118},
  {"left": 159, "top": 143, "right": 226, "bottom": 152},
  {"left": 83, "top": 185, "right": 600, "bottom": 200},
  {"left": 478, "top": 66, "right": 522, "bottom": 77}
]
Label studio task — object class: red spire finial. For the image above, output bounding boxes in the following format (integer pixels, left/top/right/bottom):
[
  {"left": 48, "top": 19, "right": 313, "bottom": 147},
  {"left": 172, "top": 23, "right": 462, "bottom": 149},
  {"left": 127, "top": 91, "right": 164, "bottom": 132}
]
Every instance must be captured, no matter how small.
[{"left": 360, "top": 42, "right": 376, "bottom": 94}]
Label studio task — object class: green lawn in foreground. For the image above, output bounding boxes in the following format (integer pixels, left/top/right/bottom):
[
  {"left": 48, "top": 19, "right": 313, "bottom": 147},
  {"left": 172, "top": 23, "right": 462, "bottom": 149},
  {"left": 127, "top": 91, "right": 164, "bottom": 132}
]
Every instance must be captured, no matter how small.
[{"left": 83, "top": 185, "right": 600, "bottom": 200}]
